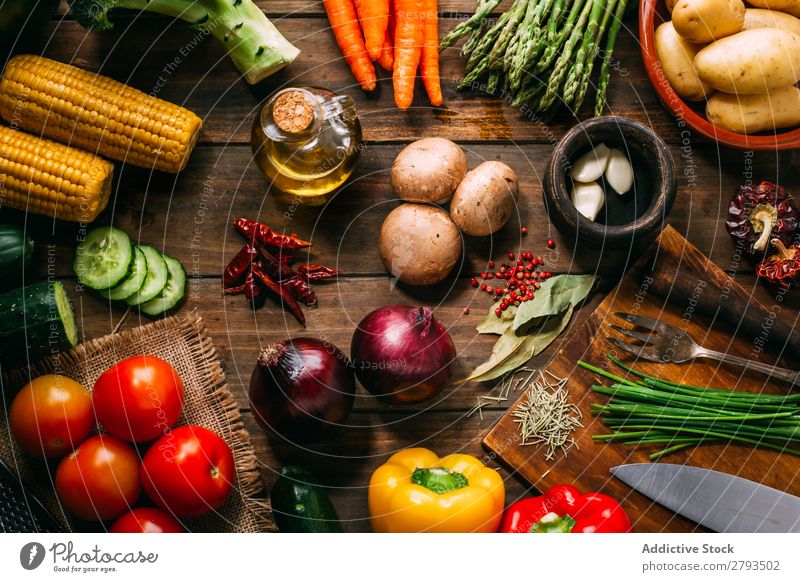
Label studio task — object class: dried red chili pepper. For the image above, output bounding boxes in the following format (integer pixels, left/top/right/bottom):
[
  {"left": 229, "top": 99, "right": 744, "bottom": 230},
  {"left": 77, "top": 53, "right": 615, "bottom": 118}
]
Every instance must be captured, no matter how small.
[
  {"left": 234, "top": 218, "right": 312, "bottom": 250},
  {"left": 244, "top": 270, "right": 263, "bottom": 303},
  {"left": 296, "top": 264, "right": 342, "bottom": 281},
  {"left": 251, "top": 263, "right": 306, "bottom": 325},
  {"left": 755, "top": 238, "right": 800, "bottom": 289},
  {"left": 223, "top": 243, "right": 258, "bottom": 287},
  {"left": 223, "top": 281, "right": 248, "bottom": 296},
  {"left": 726, "top": 182, "right": 798, "bottom": 254},
  {"left": 280, "top": 276, "right": 317, "bottom": 306},
  {"left": 256, "top": 246, "right": 296, "bottom": 281}
]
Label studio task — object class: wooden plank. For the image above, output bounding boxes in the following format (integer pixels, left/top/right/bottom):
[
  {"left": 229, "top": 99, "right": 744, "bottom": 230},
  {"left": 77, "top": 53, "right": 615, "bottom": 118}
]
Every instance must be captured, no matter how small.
[
  {"left": 66, "top": 271, "right": 797, "bottom": 414},
  {"left": 33, "top": 18, "right": 693, "bottom": 145},
  {"left": 483, "top": 226, "right": 800, "bottom": 533},
  {"left": 9, "top": 143, "right": 796, "bottom": 279},
  {"left": 67, "top": 276, "right": 606, "bottom": 411},
  {"left": 244, "top": 410, "right": 534, "bottom": 532},
  {"left": 55, "top": 1, "right": 488, "bottom": 17}
]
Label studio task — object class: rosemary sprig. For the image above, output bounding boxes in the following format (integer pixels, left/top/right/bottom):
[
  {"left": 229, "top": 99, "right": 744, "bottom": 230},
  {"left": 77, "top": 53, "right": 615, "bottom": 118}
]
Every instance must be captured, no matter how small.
[{"left": 511, "top": 370, "right": 583, "bottom": 461}]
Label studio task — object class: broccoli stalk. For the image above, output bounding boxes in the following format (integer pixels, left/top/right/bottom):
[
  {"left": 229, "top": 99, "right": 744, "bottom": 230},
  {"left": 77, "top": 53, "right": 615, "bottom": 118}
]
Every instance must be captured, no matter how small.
[{"left": 68, "top": 0, "right": 300, "bottom": 84}]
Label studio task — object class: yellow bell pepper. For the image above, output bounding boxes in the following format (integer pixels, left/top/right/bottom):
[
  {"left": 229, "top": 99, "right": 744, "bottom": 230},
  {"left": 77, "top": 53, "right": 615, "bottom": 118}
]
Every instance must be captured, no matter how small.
[{"left": 368, "top": 447, "right": 505, "bottom": 533}]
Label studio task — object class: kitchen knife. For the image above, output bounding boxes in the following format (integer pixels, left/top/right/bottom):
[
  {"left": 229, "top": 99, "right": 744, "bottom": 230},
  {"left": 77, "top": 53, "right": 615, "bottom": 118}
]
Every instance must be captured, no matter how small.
[{"left": 611, "top": 463, "right": 800, "bottom": 533}]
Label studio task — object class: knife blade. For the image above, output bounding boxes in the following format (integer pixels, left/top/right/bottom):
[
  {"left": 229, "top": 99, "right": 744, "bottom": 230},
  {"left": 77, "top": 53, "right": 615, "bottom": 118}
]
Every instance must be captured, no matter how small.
[{"left": 611, "top": 463, "right": 800, "bottom": 533}]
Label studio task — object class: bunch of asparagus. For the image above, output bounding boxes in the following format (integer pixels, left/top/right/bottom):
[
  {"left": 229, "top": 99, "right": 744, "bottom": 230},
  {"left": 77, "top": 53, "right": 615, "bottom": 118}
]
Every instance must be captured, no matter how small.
[{"left": 440, "top": 0, "right": 628, "bottom": 118}]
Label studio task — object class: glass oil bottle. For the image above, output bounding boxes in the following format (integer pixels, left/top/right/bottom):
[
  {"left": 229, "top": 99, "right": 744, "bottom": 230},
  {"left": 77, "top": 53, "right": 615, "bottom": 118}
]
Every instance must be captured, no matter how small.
[{"left": 251, "top": 87, "right": 362, "bottom": 205}]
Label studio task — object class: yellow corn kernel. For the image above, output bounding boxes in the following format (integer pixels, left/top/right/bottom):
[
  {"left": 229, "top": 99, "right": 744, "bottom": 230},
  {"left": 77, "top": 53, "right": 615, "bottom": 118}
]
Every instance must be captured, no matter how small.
[
  {"left": 0, "top": 125, "right": 114, "bottom": 222},
  {"left": 0, "top": 55, "right": 202, "bottom": 173}
]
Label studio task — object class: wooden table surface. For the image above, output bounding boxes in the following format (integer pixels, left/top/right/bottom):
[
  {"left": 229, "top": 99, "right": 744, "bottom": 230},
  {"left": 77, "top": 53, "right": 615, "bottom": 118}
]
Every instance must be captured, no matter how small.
[{"left": 9, "top": 2, "right": 800, "bottom": 531}]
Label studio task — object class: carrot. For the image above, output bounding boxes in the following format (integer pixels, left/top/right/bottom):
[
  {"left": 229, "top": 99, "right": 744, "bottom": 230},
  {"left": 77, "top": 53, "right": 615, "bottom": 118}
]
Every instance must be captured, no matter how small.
[
  {"left": 393, "top": 0, "right": 423, "bottom": 109},
  {"left": 323, "top": 0, "right": 377, "bottom": 91},
  {"left": 378, "top": 9, "right": 394, "bottom": 71},
  {"left": 378, "top": 36, "right": 394, "bottom": 70},
  {"left": 356, "top": 0, "right": 391, "bottom": 60},
  {"left": 420, "top": 0, "right": 442, "bottom": 106}
]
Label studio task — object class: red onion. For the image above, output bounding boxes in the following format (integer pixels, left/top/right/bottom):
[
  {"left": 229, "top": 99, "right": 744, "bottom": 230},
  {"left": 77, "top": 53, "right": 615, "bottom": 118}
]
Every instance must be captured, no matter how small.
[
  {"left": 350, "top": 305, "right": 456, "bottom": 404},
  {"left": 249, "top": 338, "right": 355, "bottom": 442}
]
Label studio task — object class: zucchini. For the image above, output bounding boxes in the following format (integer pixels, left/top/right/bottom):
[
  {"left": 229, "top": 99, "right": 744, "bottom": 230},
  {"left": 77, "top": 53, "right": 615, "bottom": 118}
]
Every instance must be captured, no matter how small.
[
  {"left": 140, "top": 254, "right": 187, "bottom": 316},
  {"left": 0, "top": 281, "right": 78, "bottom": 368},
  {"left": 126, "top": 246, "right": 168, "bottom": 306},
  {"left": 0, "top": 223, "right": 34, "bottom": 280},
  {"left": 73, "top": 227, "right": 133, "bottom": 291},
  {"left": 270, "top": 466, "right": 343, "bottom": 533},
  {"left": 98, "top": 246, "right": 147, "bottom": 301}
]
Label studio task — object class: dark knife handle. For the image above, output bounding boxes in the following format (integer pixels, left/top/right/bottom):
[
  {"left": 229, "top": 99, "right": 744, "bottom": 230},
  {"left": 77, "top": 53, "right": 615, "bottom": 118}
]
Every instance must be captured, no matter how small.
[{"left": 646, "top": 255, "right": 800, "bottom": 357}]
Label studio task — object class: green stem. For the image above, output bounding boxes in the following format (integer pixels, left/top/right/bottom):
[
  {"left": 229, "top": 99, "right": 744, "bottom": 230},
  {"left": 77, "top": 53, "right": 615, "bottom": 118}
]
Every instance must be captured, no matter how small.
[{"left": 411, "top": 467, "right": 469, "bottom": 494}]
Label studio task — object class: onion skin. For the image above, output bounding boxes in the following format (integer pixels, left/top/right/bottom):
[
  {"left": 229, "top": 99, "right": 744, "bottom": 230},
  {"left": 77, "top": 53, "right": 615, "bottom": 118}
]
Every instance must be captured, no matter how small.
[
  {"left": 249, "top": 338, "right": 355, "bottom": 442},
  {"left": 351, "top": 305, "right": 456, "bottom": 405}
]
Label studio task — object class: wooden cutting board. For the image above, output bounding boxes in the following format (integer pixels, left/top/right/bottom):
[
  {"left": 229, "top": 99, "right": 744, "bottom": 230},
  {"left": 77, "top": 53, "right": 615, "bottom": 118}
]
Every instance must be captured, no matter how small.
[{"left": 483, "top": 225, "right": 800, "bottom": 532}]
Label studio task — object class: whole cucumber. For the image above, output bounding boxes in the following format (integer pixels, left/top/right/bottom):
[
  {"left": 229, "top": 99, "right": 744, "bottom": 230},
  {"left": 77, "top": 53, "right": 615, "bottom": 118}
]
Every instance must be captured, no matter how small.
[
  {"left": 0, "top": 281, "right": 78, "bottom": 369},
  {"left": 270, "top": 466, "right": 343, "bottom": 533},
  {"left": 0, "top": 224, "right": 34, "bottom": 286}
]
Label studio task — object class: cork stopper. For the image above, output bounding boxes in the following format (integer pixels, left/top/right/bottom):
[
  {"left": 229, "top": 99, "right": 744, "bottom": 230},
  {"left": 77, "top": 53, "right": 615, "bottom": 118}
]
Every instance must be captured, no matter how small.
[{"left": 272, "top": 91, "right": 315, "bottom": 133}]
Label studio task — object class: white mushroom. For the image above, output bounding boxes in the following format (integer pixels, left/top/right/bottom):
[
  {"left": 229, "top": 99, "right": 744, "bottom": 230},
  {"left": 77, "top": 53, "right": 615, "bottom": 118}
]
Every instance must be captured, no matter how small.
[{"left": 378, "top": 203, "right": 462, "bottom": 286}]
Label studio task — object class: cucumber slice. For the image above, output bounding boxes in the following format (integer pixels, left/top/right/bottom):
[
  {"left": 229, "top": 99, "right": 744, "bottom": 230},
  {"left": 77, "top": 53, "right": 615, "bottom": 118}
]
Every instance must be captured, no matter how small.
[
  {"left": 126, "top": 246, "right": 168, "bottom": 306},
  {"left": 140, "top": 254, "right": 187, "bottom": 316},
  {"left": 98, "top": 246, "right": 147, "bottom": 301},
  {"left": 73, "top": 227, "right": 133, "bottom": 290}
]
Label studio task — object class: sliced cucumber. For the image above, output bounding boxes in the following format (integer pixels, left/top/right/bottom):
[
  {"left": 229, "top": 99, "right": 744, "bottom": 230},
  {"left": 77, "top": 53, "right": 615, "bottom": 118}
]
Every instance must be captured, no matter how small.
[
  {"left": 73, "top": 227, "right": 133, "bottom": 290},
  {"left": 126, "top": 246, "right": 168, "bottom": 306},
  {"left": 140, "top": 254, "right": 187, "bottom": 317},
  {"left": 98, "top": 246, "right": 147, "bottom": 301}
]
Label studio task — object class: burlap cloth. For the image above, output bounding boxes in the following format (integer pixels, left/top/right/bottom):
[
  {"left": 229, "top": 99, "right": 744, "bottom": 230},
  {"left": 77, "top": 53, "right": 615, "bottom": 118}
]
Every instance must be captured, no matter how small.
[{"left": 0, "top": 311, "right": 276, "bottom": 532}]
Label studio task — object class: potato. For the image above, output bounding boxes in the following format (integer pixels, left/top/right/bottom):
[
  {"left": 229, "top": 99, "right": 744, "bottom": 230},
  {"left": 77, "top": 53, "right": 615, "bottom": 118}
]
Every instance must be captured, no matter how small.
[
  {"left": 694, "top": 28, "right": 800, "bottom": 93},
  {"left": 746, "top": 0, "right": 800, "bottom": 17},
  {"left": 449, "top": 161, "right": 519, "bottom": 236},
  {"left": 666, "top": 0, "right": 678, "bottom": 12},
  {"left": 706, "top": 85, "right": 800, "bottom": 132},
  {"left": 391, "top": 137, "right": 467, "bottom": 204},
  {"left": 743, "top": 7, "right": 800, "bottom": 35},
  {"left": 655, "top": 22, "right": 713, "bottom": 101},
  {"left": 672, "top": 0, "right": 745, "bottom": 42},
  {"left": 378, "top": 204, "right": 462, "bottom": 286}
]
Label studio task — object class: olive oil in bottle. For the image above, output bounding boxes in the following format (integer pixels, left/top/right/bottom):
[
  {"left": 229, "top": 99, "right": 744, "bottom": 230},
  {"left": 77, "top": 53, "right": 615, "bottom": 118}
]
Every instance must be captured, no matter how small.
[{"left": 251, "top": 87, "right": 362, "bottom": 205}]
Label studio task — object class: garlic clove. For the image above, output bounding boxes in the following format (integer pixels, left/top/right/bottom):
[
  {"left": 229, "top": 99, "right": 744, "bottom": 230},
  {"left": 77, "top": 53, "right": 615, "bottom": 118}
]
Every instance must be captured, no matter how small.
[
  {"left": 605, "top": 148, "right": 634, "bottom": 195},
  {"left": 571, "top": 180, "right": 605, "bottom": 222},
  {"left": 570, "top": 143, "right": 611, "bottom": 183}
]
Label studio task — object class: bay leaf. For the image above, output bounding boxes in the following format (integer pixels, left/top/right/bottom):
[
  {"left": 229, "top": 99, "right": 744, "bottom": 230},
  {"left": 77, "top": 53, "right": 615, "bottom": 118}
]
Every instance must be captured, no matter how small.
[
  {"left": 476, "top": 300, "right": 517, "bottom": 334},
  {"left": 512, "top": 274, "right": 596, "bottom": 331},
  {"left": 463, "top": 305, "right": 575, "bottom": 383}
]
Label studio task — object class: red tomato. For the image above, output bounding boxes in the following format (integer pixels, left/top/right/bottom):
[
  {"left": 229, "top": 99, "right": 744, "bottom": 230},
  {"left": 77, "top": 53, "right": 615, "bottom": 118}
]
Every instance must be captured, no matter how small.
[
  {"left": 109, "top": 508, "right": 184, "bottom": 533},
  {"left": 55, "top": 435, "right": 141, "bottom": 521},
  {"left": 10, "top": 375, "right": 94, "bottom": 458},
  {"left": 140, "top": 425, "right": 234, "bottom": 518},
  {"left": 93, "top": 355, "right": 184, "bottom": 443}
]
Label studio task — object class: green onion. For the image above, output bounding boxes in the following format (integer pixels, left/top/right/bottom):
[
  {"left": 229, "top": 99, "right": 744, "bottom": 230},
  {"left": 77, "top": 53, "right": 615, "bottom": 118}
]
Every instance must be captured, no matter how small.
[{"left": 578, "top": 355, "right": 800, "bottom": 459}]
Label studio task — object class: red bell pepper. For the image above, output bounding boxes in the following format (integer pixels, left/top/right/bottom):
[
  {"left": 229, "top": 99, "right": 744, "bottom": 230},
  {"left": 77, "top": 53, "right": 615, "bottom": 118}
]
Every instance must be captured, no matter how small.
[{"left": 500, "top": 485, "right": 632, "bottom": 533}]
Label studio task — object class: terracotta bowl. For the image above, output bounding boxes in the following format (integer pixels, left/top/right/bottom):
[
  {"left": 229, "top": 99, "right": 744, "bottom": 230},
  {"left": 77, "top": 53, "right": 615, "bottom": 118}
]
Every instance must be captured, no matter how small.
[
  {"left": 640, "top": 0, "right": 800, "bottom": 150},
  {"left": 543, "top": 116, "right": 676, "bottom": 247}
]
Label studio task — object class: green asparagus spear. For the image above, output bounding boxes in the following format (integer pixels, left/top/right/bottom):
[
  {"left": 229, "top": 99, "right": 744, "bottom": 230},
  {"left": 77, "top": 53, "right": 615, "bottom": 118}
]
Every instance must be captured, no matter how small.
[
  {"left": 538, "top": 0, "right": 595, "bottom": 111},
  {"left": 440, "top": 0, "right": 505, "bottom": 51},
  {"left": 594, "top": 0, "right": 628, "bottom": 115}
]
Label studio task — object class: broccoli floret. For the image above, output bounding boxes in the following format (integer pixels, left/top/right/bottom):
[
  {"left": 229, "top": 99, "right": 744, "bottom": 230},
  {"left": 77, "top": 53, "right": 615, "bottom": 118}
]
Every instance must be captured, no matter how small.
[{"left": 68, "top": 0, "right": 300, "bottom": 84}]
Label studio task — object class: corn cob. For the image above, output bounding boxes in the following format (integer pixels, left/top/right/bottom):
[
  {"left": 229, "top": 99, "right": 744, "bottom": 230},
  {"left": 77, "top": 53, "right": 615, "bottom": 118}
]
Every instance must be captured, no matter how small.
[
  {"left": 0, "top": 55, "right": 202, "bottom": 173},
  {"left": 0, "top": 125, "right": 114, "bottom": 222}
]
